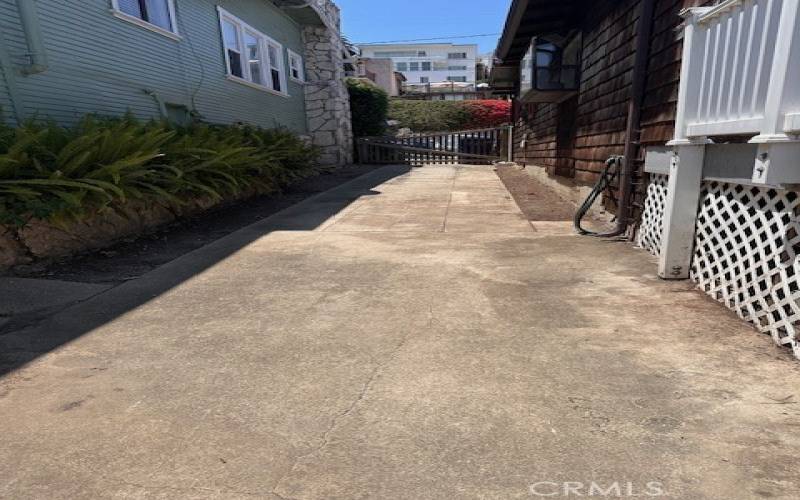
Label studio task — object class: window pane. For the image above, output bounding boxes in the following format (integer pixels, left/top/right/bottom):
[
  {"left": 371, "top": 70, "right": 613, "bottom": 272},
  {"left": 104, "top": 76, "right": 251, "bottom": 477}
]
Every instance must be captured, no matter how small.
[
  {"left": 245, "top": 32, "right": 262, "bottom": 84},
  {"left": 267, "top": 44, "right": 282, "bottom": 91},
  {"left": 222, "top": 20, "right": 239, "bottom": 50},
  {"left": 271, "top": 69, "right": 281, "bottom": 92},
  {"left": 228, "top": 50, "right": 243, "bottom": 78},
  {"left": 421, "top": 62, "right": 431, "bottom": 71},
  {"left": 145, "top": 0, "right": 172, "bottom": 30},
  {"left": 268, "top": 45, "right": 279, "bottom": 68},
  {"left": 536, "top": 51, "right": 553, "bottom": 67},
  {"left": 118, "top": 0, "right": 143, "bottom": 18}
]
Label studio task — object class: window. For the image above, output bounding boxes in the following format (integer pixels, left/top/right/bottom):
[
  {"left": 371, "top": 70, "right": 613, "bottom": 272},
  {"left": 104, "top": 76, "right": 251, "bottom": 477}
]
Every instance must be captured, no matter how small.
[
  {"left": 420, "top": 77, "right": 429, "bottom": 83},
  {"left": 409, "top": 62, "right": 419, "bottom": 71},
  {"left": 267, "top": 43, "right": 283, "bottom": 92},
  {"left": 448, "top": 52, "right": 467, "bottom": 59},
  {"left": 396, "top": 62, "right": 408, "bottom": 71},
  {"left": 448, "top": 65, "right": 467, "bottom": 71},
  {"left": 245, "top": 31, "right": 263, "bottom": 85},
  {"left": 112, "top": 0, "right": 178, "bottom": 36},
  {"left": 287, "top": 50, "right": 304, "bottom": 82},
  {"left": 218, "top": 8, "right": 287, "bottom": 96},
  {"left": 421, "top": 61, "right": 431, "bottom": 71},
  {"left": 222, "top": 19, "right": 243, "bottom": 78},
  {"left": 418, "top": 51, "right": 427, "bottom": 57},
  {"left": 447, "top": 76, "right": 467, "bottom": 82},
  {"left": 520, "top": 32, "right": 582, "bottom": 98}
]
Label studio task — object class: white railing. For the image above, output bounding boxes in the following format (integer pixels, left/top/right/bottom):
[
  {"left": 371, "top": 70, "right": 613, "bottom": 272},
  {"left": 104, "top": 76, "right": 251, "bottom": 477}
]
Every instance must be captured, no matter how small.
[{"left": 671, "top": 0, "right": 800, "bottom": 144}]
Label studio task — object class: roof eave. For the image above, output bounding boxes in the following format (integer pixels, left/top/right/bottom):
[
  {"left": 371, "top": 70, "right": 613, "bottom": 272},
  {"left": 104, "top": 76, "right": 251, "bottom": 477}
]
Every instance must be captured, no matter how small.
[{"left": 495, "top": 0, "right": 531, "bottom": 63}]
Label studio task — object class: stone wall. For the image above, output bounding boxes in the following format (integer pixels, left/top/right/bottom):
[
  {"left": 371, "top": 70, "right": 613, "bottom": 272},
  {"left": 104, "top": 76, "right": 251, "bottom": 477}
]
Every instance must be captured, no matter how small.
[{"left": 301, "top": 1, "right": 354, "bottom": 167}]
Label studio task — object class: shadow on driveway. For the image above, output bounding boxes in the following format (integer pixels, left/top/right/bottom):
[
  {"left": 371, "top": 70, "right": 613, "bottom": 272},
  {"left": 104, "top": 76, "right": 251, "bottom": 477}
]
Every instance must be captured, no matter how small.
[{"left": 0, "top": 165, "right": 411, "bottom": 377}]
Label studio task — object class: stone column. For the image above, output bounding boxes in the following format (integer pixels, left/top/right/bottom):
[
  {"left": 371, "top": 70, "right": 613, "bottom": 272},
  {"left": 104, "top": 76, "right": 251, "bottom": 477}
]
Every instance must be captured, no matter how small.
[{"left": 301, "top": 2, "right": 353, "bottom": 167}]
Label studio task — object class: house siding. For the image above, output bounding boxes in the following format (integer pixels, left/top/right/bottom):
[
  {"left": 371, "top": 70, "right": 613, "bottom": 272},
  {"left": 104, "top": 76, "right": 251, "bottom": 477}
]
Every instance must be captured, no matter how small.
[
  {"left": 512, "top": 0, "right": 713, "bottom": 185},
  {"left": 0, "top": 0, "right": 308, "bottom": 132},
  {"left": 0, "top": 60, "right": 12, "bottom": 124}
]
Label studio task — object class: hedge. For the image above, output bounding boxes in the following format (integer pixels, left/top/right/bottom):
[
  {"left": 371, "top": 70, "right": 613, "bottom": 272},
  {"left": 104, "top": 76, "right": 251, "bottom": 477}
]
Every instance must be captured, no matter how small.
[
  {"left": 388, "top": 99, "right": 511, "bottom": 133},
  {"left": 0, "top": 115, "right": 319, "bottom": 227},
  {"left": 346, "top": 78, "right": 389, "bottom": 137}
]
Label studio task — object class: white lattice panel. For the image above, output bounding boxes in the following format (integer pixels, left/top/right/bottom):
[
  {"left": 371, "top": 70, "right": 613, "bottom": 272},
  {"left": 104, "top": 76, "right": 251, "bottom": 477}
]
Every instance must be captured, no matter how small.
[
  {"left": 691, "top": 182, "right": 800, "bottom": 360},
  {"left": 637, "top": 174, "right": 669, "bottom": 257}
]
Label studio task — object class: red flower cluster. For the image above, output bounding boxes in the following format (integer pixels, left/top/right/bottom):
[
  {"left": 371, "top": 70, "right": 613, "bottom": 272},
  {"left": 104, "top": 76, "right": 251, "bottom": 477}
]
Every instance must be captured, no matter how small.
[{"left": 462, "top": 100, "right": 512, "bottom": 129}]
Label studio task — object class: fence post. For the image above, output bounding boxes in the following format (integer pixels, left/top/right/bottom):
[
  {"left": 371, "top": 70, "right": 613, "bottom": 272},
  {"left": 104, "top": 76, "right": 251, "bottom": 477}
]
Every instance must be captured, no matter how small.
[{"left": 507, "top": 125, "right": 514, "bottom": 162}]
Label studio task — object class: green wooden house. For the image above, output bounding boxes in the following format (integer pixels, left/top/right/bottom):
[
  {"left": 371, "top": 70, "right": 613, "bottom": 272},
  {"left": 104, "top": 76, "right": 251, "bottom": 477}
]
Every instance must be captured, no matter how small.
[{"left": 0, "top": 0, "right": 353, "bottom": 165}]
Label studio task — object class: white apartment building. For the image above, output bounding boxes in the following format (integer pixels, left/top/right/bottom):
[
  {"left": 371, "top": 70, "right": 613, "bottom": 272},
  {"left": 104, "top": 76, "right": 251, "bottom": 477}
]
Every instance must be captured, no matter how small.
[{"left": 357, "top": 43, "right": 478, "bottom": 85}]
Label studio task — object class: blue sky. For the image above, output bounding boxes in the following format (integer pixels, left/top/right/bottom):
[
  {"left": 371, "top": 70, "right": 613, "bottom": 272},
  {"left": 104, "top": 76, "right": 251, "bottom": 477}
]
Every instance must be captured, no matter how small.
[{"left": 335, "top": 0, "right": 513, "bottom": 54}]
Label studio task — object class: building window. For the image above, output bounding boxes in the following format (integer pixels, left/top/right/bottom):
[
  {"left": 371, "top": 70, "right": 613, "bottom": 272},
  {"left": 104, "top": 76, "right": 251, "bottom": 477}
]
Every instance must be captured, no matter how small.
[
  {"left": 520, "top": 32, "right": 582, "bottom": 97},
  {"left": 420, "top": 77, "right": 429, "bottom": 83},
  {"left": 448, "top": 65, "right": 467, "bottom": 71},
  {"left": 447, "top": 76, "right": 467, "bottom": 82},
  {"left": 218, "top": 7, "right": 287, "bottom": 96},
  {"left": 418, "top": 51, "right": 427, "bottom": 57},
  {"left": 287, "top": 49, "right": 304, "bottom": 82},
  {"left": 267, "top": 43, "right": 283, "bottom": 92},
  {"left": 421, "top": 61, "right": 431, "bottom": 71},
  {"left": 245, "top": 31, "right": 263, "bottom": 85},
  {"left": 448, "top": 52, "right": 467, "bottom": 59},
  {"left": 112, "top": 0, "right": 178, "bottom": 36},
  {"left": 409, "top": 62, "right": 419, "bottom": 71},
  {"left": 396, "top": 62, "right": 408, "bottom": 71}
]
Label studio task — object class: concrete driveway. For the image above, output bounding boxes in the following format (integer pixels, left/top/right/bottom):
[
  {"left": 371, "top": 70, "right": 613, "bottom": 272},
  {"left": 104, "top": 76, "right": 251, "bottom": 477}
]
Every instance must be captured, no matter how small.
[{"left": 1, "top": 165, "right": 799, "bottom": 499}]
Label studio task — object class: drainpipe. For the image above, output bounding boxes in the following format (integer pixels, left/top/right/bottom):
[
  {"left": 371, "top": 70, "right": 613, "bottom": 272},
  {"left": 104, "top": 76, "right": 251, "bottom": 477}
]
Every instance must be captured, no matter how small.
[
  {"left": 605, "top": 0, "right": 656, "bottom": 237},
  {"left": 0, "top": 28, "right": 25, "bottom": 122},
  {"left": 16, "top": 0, "right": 48, "bottom": 75}
]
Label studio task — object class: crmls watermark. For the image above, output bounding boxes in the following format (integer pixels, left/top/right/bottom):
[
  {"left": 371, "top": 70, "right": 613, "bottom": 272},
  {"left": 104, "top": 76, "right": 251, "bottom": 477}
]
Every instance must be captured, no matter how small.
[{"left": 529, "top": 481, "right": 667, "bottom": 497}]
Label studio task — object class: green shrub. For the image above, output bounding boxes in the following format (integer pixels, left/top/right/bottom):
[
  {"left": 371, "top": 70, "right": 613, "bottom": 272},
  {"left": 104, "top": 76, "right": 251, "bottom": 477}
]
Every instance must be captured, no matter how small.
[
  {"left": 0, "top": 115, "right": 319, "bottom": 227},
  {"left": 347, "top": 78, "right": 389, "bottom": 137},
  {"left": 388, "top": 100, "right": 472, "bottom": 133}
]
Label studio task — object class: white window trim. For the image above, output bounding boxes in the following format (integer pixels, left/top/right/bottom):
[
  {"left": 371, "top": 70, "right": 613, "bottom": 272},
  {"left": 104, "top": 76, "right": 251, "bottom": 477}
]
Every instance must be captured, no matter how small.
[
  {"left": 110, "top": 0, "right": 181, "bottom": 41},
  {"left": 287, "top": 49, "right": 305, "bottom": 84},
  {"left": 217, "top": 7, "right": 289, "bottom": 98}
]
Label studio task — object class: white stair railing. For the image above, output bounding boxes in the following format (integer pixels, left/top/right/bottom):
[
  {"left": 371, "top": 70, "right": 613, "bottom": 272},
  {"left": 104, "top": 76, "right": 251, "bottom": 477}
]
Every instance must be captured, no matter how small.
[{"left": 671, "top": 0, "right": 800, "bottom": 143}]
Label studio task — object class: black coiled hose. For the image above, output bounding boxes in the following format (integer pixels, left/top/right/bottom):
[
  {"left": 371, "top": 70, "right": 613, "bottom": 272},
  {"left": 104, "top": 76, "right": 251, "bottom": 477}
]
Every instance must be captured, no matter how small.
[{"left": 573, "top": 156, "right": 623, "bottom": 237}]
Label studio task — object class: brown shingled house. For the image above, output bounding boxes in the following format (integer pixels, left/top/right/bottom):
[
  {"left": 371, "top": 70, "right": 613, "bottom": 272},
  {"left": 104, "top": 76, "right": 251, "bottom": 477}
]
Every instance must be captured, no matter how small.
[{"left": 492, "top": 0, "right": 708, "bottom": 230}]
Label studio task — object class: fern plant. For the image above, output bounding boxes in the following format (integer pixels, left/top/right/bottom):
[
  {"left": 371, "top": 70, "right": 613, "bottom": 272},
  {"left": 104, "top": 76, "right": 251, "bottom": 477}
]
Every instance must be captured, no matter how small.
[{"left": 0, "top": 115, "right": 320, "bottom": 227}]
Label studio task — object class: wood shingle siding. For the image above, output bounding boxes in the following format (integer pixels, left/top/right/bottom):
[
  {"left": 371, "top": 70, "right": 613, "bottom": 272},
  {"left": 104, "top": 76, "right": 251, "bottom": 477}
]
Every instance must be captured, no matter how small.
[
  {"left": 0, "top": 0, "right": 309, "bottom": 132},
  {"left": 511, "top": 0, "right": 718, "bottom": 185}
]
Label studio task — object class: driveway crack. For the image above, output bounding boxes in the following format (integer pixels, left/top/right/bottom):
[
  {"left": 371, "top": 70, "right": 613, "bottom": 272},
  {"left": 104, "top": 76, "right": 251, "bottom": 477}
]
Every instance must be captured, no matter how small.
[{"left": 271, "top": 305, "right": 435, "bottom": 500}]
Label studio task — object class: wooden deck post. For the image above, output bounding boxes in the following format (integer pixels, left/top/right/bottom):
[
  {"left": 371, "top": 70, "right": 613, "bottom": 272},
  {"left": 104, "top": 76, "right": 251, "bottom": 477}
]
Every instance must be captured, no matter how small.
[
  {"left": 656, "top": 7, "right": 711, "bottom": 280},
  {"left": 658, "top": 144, "right": 706, "bottom": 279}
]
